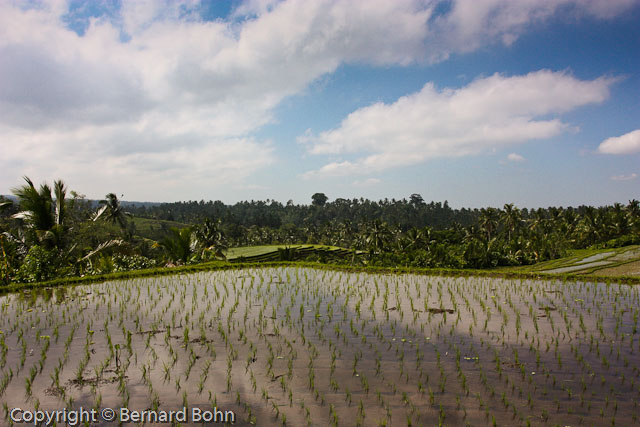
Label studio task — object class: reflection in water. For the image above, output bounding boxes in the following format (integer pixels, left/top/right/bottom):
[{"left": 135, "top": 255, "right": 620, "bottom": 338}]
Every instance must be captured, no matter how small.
[{"left": 0, "top": 270, "right": 637, "bottom": 427}]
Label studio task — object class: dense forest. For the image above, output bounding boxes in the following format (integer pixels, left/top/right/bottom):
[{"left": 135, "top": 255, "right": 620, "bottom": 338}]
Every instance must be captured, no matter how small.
[{"left": 1, "top": 177, "right": 639, "bottom": 284}]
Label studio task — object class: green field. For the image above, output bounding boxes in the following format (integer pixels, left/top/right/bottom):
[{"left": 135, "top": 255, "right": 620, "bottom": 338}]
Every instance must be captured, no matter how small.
[
  {"left": 225, "top": 245, "right": 357, "bottom": 262},
  {"left": 506, "top": 245, "right": 640, "bottom": 276},
  {"left": 129, "top": 217, "right": 189, "bottom": 240},
  {"left": 226, "top": 245, "right": 640, "bottom": 277}
]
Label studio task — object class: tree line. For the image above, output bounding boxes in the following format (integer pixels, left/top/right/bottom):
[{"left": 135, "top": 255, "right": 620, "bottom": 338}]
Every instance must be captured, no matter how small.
[{"left": 1, "top": 178, "right": 639, "bottom": 284}]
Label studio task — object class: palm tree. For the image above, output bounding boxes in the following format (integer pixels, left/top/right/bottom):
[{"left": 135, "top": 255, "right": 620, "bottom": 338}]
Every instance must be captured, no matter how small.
[
  {"left": 528, "top": 208, "right": 549, "bottom": 238},
  {"left": 93, "top": 193, "right": 130, "bottom": 230},
  {"left": 159, "top": 227, "right": 194, "bottom": 264},
  {"left": 11, "top": 176, "right": 67, "bottom": 249},
  {"left": 403, "top": 227, "right": 424, "bottom": 251},
  {"left": 609, "top": 203, "right": 629, "bottom": 237},
  {"left": 628, "top": 199, "right": 640, "bottom": 234},
  {"left": 501, "top": 203, "right": 521, "bottom": 243},
  {"left": 336, "top": 219, "right": 355, "bottom": 248},
  {"left": 577, "top": 206, "right": 601, "bottom": 246},
  {"left": 463, "top": 225, "right": 483, "bottom": 244},
  {"left": 479, "top": 207, "right": 499, "bottom": 241},
  {"left": 560, "top": 208, "right": 579, "bottom": 242},
  {"left": 364, "top": 220, "right": 391, "bottom": 254},
  {"left": 53, "top": 180, "right": 67, "bottom": 227},
  {"left": 193, "top": 218, "right": 227, "bottom": 259},
  {"left": 80, "top": 239, "right": 127, "bottom": 271},
  {"left": 12, "top": 177, "right": 54, "bottom": 233}
]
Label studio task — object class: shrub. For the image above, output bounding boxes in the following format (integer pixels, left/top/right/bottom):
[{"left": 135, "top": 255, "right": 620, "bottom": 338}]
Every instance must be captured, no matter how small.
[
  {"left": 113, "top": 254, "right": 156, "bottom": 272},
  {"left": 16, "top": 245, "right": 59, "bottom": 283}
]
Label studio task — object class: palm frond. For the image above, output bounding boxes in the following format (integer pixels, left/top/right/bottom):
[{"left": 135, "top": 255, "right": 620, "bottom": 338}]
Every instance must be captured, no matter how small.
[
  {"left": 0, "top": 201, "right": 13, "bottom": 212},
  {"left": 81, "top": 239, "right": 126, "bottom": 262},
  {"left": 53, "top": 180, "right": 67, "bottom": 226},
  {"left": 92, "top": 205, "right": 108, "bottom": 221}
]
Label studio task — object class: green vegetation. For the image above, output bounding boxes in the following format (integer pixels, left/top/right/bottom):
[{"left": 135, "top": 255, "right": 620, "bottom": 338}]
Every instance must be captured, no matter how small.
[
  {"left": 226, "top": 245, "right": 356, "bottom": 263},
  {"left": 1, "top": 177, "right": 639, "bottom": 286},
  {"left": 128, "top": 216, "right": 188, "bottom": 241},
  {"left": 1, "top": 178, "right": 639, "bottom": 425},
  {"left": 508, "top": 245, "right": 640, "bottom": 275}
]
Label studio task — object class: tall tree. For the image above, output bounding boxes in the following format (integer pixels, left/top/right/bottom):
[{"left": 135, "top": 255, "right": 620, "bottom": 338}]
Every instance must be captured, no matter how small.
[
  {"left": 364, "top": 220, "right": 391, "bottom": 254},
  {"left": 193, "top": 218, "right": 227, "bottom": 259},
  {"left": 159, "top": 227, "right": 194, "bottom": 264},
  {"left": 94, "top": 193, "right": 130, "bottom": 230},
  {"left": 628, "top": 199, "right": 640, "bottom": 234},
  {"left": 54, "top": 180, "right": 67, "bottom": 227},
  {"left": 11, "top": 177, "right": 54, "bottom": 233},
  {"left": 479, "top": 207, "right": 499, "bottom": 241},
  {"left": 501, "top": 203, "right": 521, "bottom": 243},
  {"left": 11, "top": 176, "right": 68, "bottom": 249},
  {"left": 311, "top": 193, "right": 328, "bottom": 207}
]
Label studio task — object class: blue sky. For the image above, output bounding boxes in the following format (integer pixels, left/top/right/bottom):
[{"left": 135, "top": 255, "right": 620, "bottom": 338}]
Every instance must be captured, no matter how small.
[{"left": 1, "top": 0, "right": 639, "bottom": 208}]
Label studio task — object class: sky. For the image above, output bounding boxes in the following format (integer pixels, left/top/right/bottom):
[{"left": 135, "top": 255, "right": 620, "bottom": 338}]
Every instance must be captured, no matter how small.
[{"left": 1, "top": 0, "right": 639, "bottom": 208}]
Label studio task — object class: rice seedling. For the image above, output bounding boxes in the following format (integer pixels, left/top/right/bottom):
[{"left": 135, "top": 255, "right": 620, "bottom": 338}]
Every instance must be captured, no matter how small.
[{"left": 0, "top": 268, "right": 637, "bottom": 425}]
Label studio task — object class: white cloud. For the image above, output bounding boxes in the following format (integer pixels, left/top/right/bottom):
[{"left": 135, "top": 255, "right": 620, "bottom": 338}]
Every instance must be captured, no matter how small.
[
  {"left": 429, "top": 0, "right": 639, "bottom": 59},
  {"left": 0, "top": 0, "right": 433, "bottom": 198},
  {"left": 598, "top": 129, "right": 640, "bottom": 155},
  {"left": 610, "top": 173, "right": 638, "bottom": 181},
  {"left": 303, "top": 70, "right": 613, "bottom": 177},
  {"left": 507, "top": 153, "right": 525, "bottom": 162},
  {"left": 0, "top": 0, "right": 636, "bottom": 198},
  {"left": 0, "top": 121, "right": 274, "bottom": 201}
]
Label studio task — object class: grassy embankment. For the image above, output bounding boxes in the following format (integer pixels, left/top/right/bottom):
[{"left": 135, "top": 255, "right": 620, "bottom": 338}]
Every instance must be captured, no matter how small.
[
  {"left": 4, "top": 245, "right": 640, "bottom": 296},
  {"left": 226, "top": 244, "right": 357, "bottom": 262},
  {"left": 504, "top": 245, "right": 640, "bottom": 276}
]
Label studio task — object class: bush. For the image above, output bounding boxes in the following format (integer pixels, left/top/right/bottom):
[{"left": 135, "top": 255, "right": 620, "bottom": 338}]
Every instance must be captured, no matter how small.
[
  {"left": 16, "top": 245, "right": 59, "bottom": 283},
  {"left": 113, "top": 254, "right": 156, "bottom": 271},
  {"left": 604, "top": 234, "right": 640, "bottom": 248}
]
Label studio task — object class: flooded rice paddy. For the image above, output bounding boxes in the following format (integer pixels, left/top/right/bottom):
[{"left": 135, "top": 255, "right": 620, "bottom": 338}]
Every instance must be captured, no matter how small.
[{"left": 0, "top": 268, "right": 639, "bottom": 426}]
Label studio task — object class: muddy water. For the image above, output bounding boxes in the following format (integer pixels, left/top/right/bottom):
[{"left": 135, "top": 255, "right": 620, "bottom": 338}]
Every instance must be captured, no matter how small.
[{"left": 0, "top": 269, "right": 638, "bottom": 426}]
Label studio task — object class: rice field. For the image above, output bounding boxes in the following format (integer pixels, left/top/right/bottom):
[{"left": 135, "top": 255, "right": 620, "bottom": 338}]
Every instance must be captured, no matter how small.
[
  {"left": 1, "top": 268, "right": 639, "bottom": 426},
  {"left": 519, "top": 245, "right": 640, "bottom": 276}
]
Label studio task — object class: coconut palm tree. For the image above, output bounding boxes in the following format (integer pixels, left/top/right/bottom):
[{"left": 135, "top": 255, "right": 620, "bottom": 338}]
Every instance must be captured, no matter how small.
[
  {"left": 159, "top": 227, "right": 194, "bottom": 264},
  {"left": 479, "top": 207, "right": 500, "bottom": 241},
  {"left": 501, "top": 203, "right": 522, "bottom": 243},
  {"left": 11, "top": 176, "right": 68, "bottom": 249},
  {"left": 363, "top": 220, "right": 391, "bottom": 254},
  {"left": 577, "top": 206, "right": 601, "bottom": 246},
  {"left": 53, "top": 180, "right": 67, "bottom": 227},
  {"left": 560, "top": 208, "right": 579, "bottom": 242},
  {"left": 609, "top": 202, "right": 629, "bottom": 237},
  {"left": 93, "top": 193, "right": 130, "bottom": 230},
  {"left": 402, "top": 227, "right": 424, "bottom": 251},
  {"left": 627, "top": 199, "right": 640, "bottom": 234},
  {"left": 193, "top": 218, "right": 227, "bottom": 259},
  {"left": 528, "top": 208, "right": 549, "bottom": 237},
  {"left": 12, "top": 177, "right": 54, "bottom": 233}
]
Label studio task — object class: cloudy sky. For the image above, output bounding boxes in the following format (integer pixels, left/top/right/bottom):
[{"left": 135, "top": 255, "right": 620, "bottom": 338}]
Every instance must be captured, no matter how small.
[{"left": 1, "top": 0, "right": 639, "bottom": 207}]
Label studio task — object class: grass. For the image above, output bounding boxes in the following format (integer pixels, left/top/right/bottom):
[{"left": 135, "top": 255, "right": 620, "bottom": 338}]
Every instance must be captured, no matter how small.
[
  {"left": 226, "top": 245, "right": 297, "bottom": 259},
  {"left": 501, "top": 245, "right": 640, "bottom": 275},
  {"left": 5, "top": 244, "right": 640, "bottom": 298},
  {"left": 129, "top": 216, "right": 189, "bottom": 240},
  {"left": 225, "top": 244, "right": 357, "bottom": 262}
]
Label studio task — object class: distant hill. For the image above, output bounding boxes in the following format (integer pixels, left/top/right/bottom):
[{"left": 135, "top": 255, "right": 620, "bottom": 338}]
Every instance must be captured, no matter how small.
[{"left": 2, "top": 195, "right": 161, "bottom": 209}]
